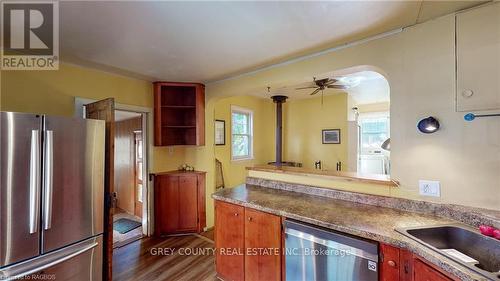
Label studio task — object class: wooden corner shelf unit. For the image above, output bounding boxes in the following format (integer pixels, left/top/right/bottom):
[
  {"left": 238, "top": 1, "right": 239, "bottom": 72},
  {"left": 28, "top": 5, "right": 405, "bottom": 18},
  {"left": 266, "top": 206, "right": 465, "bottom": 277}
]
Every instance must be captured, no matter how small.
[{"left": 153, "top": 82, "right": 205, "bottom": 146}]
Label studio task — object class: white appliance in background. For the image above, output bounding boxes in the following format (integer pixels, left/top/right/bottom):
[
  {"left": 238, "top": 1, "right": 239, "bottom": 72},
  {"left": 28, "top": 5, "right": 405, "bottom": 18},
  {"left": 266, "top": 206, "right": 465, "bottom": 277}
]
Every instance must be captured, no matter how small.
[
  {"left": 0, "top": 112, "right": 105, "bottom": 280},
  {"left": 358, "top": 154, "right": 389, "bottom": 175}
]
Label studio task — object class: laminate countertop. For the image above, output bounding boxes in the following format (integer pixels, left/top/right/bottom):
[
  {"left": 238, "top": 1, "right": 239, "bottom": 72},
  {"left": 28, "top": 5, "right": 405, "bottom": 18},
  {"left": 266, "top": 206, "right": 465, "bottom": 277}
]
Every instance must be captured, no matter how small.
[{"left": 212, "top": 184, "right": 497, "bottom": 281}]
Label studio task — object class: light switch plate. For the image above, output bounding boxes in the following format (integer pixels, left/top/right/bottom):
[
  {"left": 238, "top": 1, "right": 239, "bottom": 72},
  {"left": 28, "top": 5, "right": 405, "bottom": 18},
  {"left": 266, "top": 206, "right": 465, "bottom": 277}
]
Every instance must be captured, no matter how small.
[{"left": 419, "top": 180, "right": 441, "bottom": 197}]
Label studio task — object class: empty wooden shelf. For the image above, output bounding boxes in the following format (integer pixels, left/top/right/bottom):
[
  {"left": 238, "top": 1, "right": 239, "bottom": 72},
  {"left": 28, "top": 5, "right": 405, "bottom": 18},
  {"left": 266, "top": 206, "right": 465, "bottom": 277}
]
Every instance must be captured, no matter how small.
[{"left": 153, "top": 82, "right": 205, "bottom": 146}]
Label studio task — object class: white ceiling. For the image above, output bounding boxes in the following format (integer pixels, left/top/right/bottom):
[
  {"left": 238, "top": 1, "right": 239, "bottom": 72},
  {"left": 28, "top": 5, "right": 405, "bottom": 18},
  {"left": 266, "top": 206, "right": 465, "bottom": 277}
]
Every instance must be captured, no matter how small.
[{"left": 60, "top": 1, "right": 486, "bottom": 83}]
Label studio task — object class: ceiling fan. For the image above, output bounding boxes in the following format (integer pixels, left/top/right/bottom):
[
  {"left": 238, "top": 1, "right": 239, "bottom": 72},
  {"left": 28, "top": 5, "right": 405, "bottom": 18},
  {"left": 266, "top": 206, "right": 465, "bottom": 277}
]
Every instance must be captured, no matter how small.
[{"left": 296, "top": 77, "right": 349, "bottom": 95}]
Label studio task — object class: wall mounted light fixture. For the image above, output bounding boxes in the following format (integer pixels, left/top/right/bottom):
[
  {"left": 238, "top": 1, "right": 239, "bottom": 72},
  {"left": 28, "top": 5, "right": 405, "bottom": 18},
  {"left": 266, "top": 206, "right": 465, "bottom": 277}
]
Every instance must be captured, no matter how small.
[{"left": 417, "top": 116, "right": 440, "bottom": 134}]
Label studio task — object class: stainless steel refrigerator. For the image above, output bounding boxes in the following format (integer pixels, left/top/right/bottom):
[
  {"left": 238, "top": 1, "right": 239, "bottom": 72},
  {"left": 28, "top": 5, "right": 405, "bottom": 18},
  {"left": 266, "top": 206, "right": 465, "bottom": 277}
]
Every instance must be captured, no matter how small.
[{"left": 0, "top": 112, "right": 105, "bottom": 280}]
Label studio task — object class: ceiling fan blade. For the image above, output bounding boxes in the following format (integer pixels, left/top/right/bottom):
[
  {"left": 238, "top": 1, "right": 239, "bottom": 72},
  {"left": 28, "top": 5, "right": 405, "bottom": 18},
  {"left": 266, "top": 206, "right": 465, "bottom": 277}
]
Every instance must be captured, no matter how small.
[
  {"left": 296, "top": 86, "right": 317, "bottom": 90},
  {"left": 324, "top": 79, "right": 338, "bottom": 85},
  {"left": 327, "top": 85, "right": 349, "bottom": 89},
  {"left": 310, "top": 88, "right": 321, "bottom": 95}
]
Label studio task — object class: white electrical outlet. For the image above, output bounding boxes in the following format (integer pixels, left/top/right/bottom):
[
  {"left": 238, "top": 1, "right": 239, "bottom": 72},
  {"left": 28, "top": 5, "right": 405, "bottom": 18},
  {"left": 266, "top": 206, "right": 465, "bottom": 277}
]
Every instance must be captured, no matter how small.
[{"left": 419, "top": 180, "right": 441, "bottom": 197}]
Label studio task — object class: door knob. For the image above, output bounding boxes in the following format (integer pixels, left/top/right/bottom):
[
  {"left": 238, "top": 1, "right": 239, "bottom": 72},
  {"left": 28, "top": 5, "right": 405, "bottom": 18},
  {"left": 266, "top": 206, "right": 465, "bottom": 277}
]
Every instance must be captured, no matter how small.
[
  {"left": 247, "top": 217, "right": 252, "bottom": 222},
  {"left": 234, "top": 213, "right": 238, "bottom": 216},
  {"left": 387, "top": 260, "right": 396, "bottom": 267}
]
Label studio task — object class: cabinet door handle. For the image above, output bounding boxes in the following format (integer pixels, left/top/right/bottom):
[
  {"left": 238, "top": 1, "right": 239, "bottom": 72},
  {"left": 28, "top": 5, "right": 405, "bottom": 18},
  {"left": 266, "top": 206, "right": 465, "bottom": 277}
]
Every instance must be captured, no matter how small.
[
  {"left": 387, "top": 260, "right": 396, "bottom": 267},
  {"left": 234, "top": 213, "right": 238, "bottom": 217},
  {"left": 247, "top": 217, "right": 252, "bottom": 222}
]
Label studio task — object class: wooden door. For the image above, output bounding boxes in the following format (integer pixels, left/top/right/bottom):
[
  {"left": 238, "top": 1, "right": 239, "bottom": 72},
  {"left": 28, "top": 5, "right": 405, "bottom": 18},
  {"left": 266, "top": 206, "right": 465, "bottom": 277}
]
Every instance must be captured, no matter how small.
[
  {"left": 133, "top": 131, "right": 143, "bottom": 218},
  {"left": 178, "top": 175, "right": 198, "bottom": 231},
  {"left": 244, "top": 208, "right": 281, "bottom": 281},
  {"left": 215, "top": 201, "right": 244, "bottom": 281},
  {"left": 84, "top": 98, "right": 114, "bottom": 281},
  {"left": 380, "top": 243, "right": 400, "bottom": 281}
]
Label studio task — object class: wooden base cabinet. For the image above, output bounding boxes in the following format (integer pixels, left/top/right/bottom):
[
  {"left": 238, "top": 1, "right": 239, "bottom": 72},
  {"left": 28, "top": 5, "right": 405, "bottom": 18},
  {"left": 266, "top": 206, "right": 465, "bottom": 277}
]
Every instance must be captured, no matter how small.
[
  {"left": 215, "top": 201, "right": 245, "bottom": 281},
  {"left": 380, "top": 243, "right": 455, "bottom": 281},
  {"left": 214, "top": 202, "right": 458, "bottom": 281},
  {"left": 215, "top": 201, "right": 281, "bottom": 281},
  {"left": 244, "top": 208, "right": 281, "bottom": 281},
  {"left": 154, "top": 171, "right": 206, "bottom": 236}
]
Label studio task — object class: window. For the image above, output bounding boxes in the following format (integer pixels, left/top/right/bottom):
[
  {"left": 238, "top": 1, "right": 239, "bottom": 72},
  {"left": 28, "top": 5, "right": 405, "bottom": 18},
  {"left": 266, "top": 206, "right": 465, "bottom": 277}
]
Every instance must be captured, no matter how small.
[
  {"left": 359, "top": 113, "right": 390, "bottom": 154},
  {"left": 231, "top": 106, "right": 253, "bottom": 161}
]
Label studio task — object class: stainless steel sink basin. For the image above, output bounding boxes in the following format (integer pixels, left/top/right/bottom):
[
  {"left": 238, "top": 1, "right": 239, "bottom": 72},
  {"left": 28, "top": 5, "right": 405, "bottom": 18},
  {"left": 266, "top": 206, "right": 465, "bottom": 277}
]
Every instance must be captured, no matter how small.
[{"left": 396, "top": 224, "right": 500, "bottom": 280}]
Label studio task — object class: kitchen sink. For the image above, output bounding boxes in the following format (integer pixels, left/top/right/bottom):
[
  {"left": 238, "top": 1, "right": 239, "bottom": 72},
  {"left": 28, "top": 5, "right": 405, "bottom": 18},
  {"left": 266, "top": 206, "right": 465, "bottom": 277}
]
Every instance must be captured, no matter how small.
[{"left": 396, "top": 225, "right": 500, "bottom": 280}]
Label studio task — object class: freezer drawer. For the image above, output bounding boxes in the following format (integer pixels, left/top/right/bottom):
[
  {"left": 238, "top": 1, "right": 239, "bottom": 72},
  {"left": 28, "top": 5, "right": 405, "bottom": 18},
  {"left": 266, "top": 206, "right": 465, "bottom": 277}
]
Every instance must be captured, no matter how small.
[
  {"left": 284, "top": 220, "right": 379, "bottom": 281},
  {"left": 42, "top": 116, "right": 105, "bottom": 253},
  {"left": 0, "top": 235, "right": 103, "bottom": 281},
  {"left": 0, "top": 112, "right": 42, "bottom": 267}
]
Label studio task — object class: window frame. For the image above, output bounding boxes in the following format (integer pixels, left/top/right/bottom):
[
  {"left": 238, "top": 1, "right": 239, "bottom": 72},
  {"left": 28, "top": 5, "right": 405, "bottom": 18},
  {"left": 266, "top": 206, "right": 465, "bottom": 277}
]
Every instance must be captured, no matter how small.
[{"left": 230, "top": 105, "right": 254, "bottom": 161}]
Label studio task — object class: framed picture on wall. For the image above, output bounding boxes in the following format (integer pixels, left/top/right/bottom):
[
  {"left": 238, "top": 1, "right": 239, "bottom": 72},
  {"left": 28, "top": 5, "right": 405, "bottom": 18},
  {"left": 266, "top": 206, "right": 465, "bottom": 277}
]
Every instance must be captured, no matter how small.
[
  {"left": 322, "top": 129, "right": 341, "bottom": 144},
  {"left": 215, "top": 119, "right": 225, "bottom": 145}
]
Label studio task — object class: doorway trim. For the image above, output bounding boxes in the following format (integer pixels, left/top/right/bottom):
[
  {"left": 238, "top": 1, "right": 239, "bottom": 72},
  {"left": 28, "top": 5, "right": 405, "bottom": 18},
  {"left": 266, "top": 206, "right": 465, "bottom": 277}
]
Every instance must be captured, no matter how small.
[{"left": 75, "top": 97, "right": 154, "bottom": 236}]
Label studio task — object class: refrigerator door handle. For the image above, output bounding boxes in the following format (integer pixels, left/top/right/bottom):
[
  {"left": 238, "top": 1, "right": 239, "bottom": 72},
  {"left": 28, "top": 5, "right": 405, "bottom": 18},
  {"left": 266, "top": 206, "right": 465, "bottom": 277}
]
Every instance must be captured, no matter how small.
[
  {"left": 29, "top": 130, "right": 41, "bottom": 234},
  {"left": 43, "top": 130, "right": 54, "bottom": 230},
  {"left": 0, "top": 241, "right": 98, "bottom": 280}
]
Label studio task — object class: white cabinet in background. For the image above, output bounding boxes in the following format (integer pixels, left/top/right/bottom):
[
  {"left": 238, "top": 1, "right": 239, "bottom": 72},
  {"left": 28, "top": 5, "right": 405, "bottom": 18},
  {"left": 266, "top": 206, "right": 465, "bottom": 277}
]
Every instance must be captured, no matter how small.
[{"left": 456, "top": 2, "right": 500, "bottom": 112}]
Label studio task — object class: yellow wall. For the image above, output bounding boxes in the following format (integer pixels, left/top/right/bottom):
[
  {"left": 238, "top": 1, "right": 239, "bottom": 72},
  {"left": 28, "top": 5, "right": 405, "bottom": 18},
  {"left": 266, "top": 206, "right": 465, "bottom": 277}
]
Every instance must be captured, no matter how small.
[
  {"left": 283, "top": 93, "right": 348, "bottom": 170},
  {"left": 1, "top": 63, "right": 151, "bottom": 115},
  {"left": 203, "top": 14, "right": 500, "bottom": 211},
  {"left": 214, "top": 95, "right": 275, "bottom": 188}
]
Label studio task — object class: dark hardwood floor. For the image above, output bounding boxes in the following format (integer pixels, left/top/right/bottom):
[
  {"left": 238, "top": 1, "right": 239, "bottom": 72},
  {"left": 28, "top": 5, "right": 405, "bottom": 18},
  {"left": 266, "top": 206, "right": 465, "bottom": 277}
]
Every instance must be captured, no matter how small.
[{"left": 113, "top": 234, "right": 216, "bottom": 281}]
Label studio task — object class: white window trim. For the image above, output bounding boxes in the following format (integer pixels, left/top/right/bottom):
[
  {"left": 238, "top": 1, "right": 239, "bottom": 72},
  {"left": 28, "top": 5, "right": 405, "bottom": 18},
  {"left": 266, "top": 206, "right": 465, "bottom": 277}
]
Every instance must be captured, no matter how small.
[{"left": 231, "top": 105, "right": 254, "bottom": 161}]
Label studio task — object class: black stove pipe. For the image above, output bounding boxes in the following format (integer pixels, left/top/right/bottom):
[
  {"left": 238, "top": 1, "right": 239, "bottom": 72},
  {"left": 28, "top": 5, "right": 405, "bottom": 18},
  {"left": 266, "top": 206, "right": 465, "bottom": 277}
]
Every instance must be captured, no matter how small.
[{"left": 271, "top": 95, "right": 288, "bottom": 166}]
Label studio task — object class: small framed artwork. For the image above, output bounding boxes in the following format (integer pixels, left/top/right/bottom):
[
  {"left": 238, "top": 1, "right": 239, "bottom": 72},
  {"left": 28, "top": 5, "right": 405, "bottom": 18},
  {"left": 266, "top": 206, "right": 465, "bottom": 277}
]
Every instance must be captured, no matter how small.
[
  {"left": 322, "top": 129, "right": 341, "bottom": 144},
  {"left": 215, "top": 120, "right": 225, "bottom": 145}
]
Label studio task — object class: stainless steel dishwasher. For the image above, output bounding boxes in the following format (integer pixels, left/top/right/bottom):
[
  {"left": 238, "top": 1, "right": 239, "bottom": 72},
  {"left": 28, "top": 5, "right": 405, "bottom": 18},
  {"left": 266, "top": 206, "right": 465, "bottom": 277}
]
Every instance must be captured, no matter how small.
[{"left": 284, "top": 220, "right": 379, "bottom": 281}]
